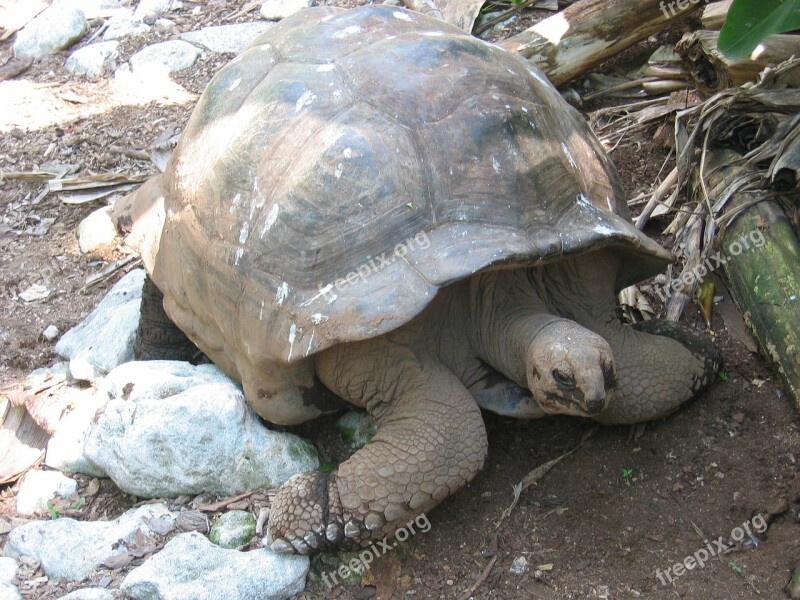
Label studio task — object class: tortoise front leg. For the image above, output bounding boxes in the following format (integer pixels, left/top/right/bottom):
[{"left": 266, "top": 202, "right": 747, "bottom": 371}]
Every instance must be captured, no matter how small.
[
  {"left": 135, "top": 276, "right": 201, "bottom": 362},
  {"left": 267, "top": 336, "right": 487, "bottom": 554}
]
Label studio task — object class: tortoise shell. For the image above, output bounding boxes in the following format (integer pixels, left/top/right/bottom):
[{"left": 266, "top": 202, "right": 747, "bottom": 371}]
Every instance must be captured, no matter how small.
[{"left": 122, "top": 5, "right": 670, "bottom": 422}]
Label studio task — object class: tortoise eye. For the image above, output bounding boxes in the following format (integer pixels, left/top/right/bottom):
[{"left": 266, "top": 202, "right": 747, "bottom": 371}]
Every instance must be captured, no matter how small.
[{"left": 552, "top": 369, "right": 576, "bottom": 390}]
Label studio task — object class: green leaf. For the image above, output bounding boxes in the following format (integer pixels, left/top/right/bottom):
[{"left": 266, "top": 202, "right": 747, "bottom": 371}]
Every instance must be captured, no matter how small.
[
  {"left": 718, "top": 0, "right": 800, "bottom": 59},
  {"left": 320, "top": 461, "right": 335, "bottom": 473},
  {"left": 719, "top": 370, "right": 729, "bottom": 382},
  {"left": 728, "top": 560, "right": 744, "bottom": 574}
]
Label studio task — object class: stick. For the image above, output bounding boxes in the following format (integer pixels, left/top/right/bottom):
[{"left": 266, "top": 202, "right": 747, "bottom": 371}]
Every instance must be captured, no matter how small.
[{"left": 458, "top": 555, "right": 498, "bottom": 600}]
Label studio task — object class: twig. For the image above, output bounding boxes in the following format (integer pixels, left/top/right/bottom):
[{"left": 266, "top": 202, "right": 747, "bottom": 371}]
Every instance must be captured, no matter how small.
[
  {"left": 197, "top": 490, "right": 258, "bottom": 512},
  {"left": 80, "top": 255, "right": 142, "bottom": 294},
  {"left": 458, "top": 555, "right": 498, "bottom": 600}
]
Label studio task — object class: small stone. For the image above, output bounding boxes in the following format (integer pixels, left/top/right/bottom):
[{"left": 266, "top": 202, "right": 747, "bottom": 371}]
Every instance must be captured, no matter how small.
[
  {"left": 42, "top": 325, "right": 60, "bottom": 341},
  {"left": 509, "top": 555, "right": 529, "bottom": 575},
  {"left": 77, "top": 205, "right": 118, "bottom": 254},
  {"left": 66, "top": 41, "right": 120, "bottom": 77},
  {"left": 260, "top": 0, "right": 313, "bottom": 21},
  {"left": 154, "top": 18, "right": 175, "bottom": 29},
  {"left": 336, "top": 411, "right": 378, "bottom": 449},
  {"left": 133, "top": 0, "right": 181, "bottom": 20},
  {"left": 0, "top": 557, "right": 18, "bottom": 583},
  {"left": 13, "top": 5, "right": 89, "bottom": 60},
  {"left": 103, "top": 15, "right": 151, "bottom": 40},
  {"left": 129, "top": 40, "right": 202, "bottom": 75},
  {"left": 180, "top": 22, "right": 272, "bottom": 54},
  {"left": 209, "top": 510, "right": 256, "bottom": 548},
  {"left": 16, "top": 470, "right": 78, "bottom": 515},
  {"left": 19, "top": 283, "right": 50, "bottom": 302}
]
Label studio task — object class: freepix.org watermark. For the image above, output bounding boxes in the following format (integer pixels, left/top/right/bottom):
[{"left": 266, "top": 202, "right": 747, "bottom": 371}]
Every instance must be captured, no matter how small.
[
  {"left": 320, "top": 513, "right": 431, "bottom": 589},
  {"left": 317, "top": 231, "right": 431, "bottom": 300},
  {"left": 655, "top": 514, "right": 767, "bottom": 586},
  {"left": 659, "top": 0, "right": 709, "bottom": 19},
  {"left": 653, "top": 228, "right": 765, "bottom": 302}
]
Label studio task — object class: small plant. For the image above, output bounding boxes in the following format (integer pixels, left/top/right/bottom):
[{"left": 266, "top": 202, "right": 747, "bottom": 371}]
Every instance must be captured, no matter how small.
[
  {"left": 321, "top": 461, "right": 336, "bottom": 473},
  {"left": 46, "top": 500, "right": 59, "bottom": 520},
  {"left": 621, "top": 467, "right": 634, "bottom": 485},
  {"left": 719, "top": 0, "right": 800, "bottom": 58},
  {"left": 728, "top": 560, "right": 744, "bottom": 575},
  {"left": 719, "top": 370, "right": 729, "bottom": 382}
]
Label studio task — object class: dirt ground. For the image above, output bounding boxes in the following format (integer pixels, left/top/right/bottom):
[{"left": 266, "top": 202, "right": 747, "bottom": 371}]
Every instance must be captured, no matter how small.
[{"left": 1, "top": 1, "right": 798, "bottom": 599}]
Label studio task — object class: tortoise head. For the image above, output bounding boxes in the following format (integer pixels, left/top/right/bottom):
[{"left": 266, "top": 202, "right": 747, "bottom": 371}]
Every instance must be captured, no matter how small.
[{"left": 526, "top": 320, "right": 616, "bottom": 417}]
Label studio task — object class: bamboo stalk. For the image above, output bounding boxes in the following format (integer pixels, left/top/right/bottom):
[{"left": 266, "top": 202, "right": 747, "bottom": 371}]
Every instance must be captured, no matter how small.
[
  {"left": 701, "top": 0, "right": 731, "bottom": 30},
  {"left": 498, "top": 0, "right": 700, "bottom": 86},
  {"left": 703, "top": 149, "right": 800, "bottom": 412}
]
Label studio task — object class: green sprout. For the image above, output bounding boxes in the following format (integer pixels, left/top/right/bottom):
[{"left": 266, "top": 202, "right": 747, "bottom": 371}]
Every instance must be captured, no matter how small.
[{"left": 621, "top": 467, "right": 634, "bottom": 485}]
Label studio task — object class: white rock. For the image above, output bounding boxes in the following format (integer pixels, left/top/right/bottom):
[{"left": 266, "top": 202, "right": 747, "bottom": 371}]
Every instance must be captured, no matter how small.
[
  {"left": 129, "top": 40, "right": 202, "bottom": 76},
  {"left": 0, "top": 582, "right": 22, "bottom": 600},
  {"left": 4, "top": 504, "right": 175, "bottom": 581},
  {"left": 134, "top": 0, "right": 181, "bottom": 20},
  {"left": 98, "top": 360, "right": 234, "bottom": 402},
  {"left": 103, "top": 15, "right": 151, "bottom": 40},
  {"left": 25, "top": 362, "right": 71, "bottom": 390},
  {"left": 13, "top": 5, "right": 89, "bottom": 60},
  {"left": 76, "top": 205, "right": 118, "bottom": 253},
  {"left": 43, "top": 325, "right": 60, "bottom": 341},
  {"left": 19, "top": 283, "right": 50, "bottom": 302},
  {"left": 0, "top": 557, "right": 17, "bottom": 583},
  {"left": 56, "top": 0, "right": 126, "bottom": 19},
  {"left": 509, "top": 555, "right": 529, "bottom": 575},
  {"left": 180, "top": 22, "right": 272, "bottom": 54},
  {"left": 56, "top": 268, "right": 145, "bottom": 381},
  {"left": 260, "top": 0, "right": 312, "bottom": 20},
  {"left": 56, "top": 588, "right": 115, "bottom": 600},
  {"left": 66, "top": 41, "right": 120, "bottom": 77},
  {"left": 154, "top": 18, "right": 175, "bottom": 29},
  {"left": 45, "top": 390, "right": 109, "bottom": 477},
  {"left": 122, "top": 532, "right": 308, "bottom": 600},
  {"left": 84, "top": 362, "right": 319, "bottom": 498},
  {"left": 16, "top": 471, "right": 78, "bottom": 515}
]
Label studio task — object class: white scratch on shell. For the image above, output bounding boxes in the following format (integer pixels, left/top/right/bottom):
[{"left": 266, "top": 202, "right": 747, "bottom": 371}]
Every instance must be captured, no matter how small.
[
  {"left": 287, "top": 323, "right": 297, "bottom": 361},
  {"left": 228, "top": 77, "right": 241, "bottom": 91},
  {"left": 275, "top": 282, "right": 290, "bottom": 305},
  {"left": 261, "top": 204, "right": 279, "bottom": 238},
  {"left": 492, "top": 156, "right": 501, "bottom": 173},
  {"left": 311, "top": 313, "right": 327, "bottom": 324},
  {"left": 317, "top": 64, "right": 335, "bottom": 72},
  {"left": 332, "top": 25, "right": 361, "bottom": 39},
  {"left": 343, "top": 147, "right": 353, "bottom": 159},
  {"left": 259, "top": 300, "right": 264, "bottom": 320},
  {"left": 393, "top": 10, "right": 412, "bottom": 21},
  {"left": 238, "top": 220, "right": 249, "bottom": 244},
  {"left": 561, "top": 142, "right": 577, "bottom": 170},
  {"left": 335, "top": 163, "right": 343, "bottom": 178},
  {"left": 295, "top": 90, "right": 316, "bottom": 112},
  {"left": 234, "top": 247, "right": 244, "bottom": 266}
]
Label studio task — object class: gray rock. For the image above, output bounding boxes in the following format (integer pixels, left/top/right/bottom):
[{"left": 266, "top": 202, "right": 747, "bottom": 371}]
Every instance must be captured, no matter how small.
[
  {"left": 0, "top": 582, "right": 22, "bottom": 600},
  {"left": 209, "top": 511, "right": 256, "bottom": 549},
  {"left": 13, "top": 5, "right": 89, "bottom": 60},
  {"left": 134, "top": 0, "right": 181, "bottom": 20},
  {"left": 129, "top": 40, "right": 202, "bottom": 75},
  {"left": 103, "top": 15, "right": 151, "bottom": 40},
  {"left": 16, "top": 470, "right": 78, "bottom": 515},
  {"left": 0, "top": 557, "right": 17, "bottom": 583},
  {"left": 45, "top": 391, "right": 109, "bottom": 477},
  {"left": 180, "top": 22, "right": 272, "bottom": 54},
  {"left": 336, "top": 411, "right": 377, "bottom": 449},
  {"left": 56, "top": 589, "right": 115, "bottom": 600},
  {"left": 84, "top": 363, "right": 319, "bottom": 497},
  {"left": 260, "top": 0, "right": 312, "bottom": 20},
  {"left": 56, "top": 0, "right": 127, "bottom": 20},
  {"left": 43, "top": 325, "right": 60, "bottom": 341},
  {"left": 66, "top": 41, "right": 120, "bottom": 77},
  {"left": 4, "top": 504, "right": 175, "bottom": 581},
  {"left": 77, "top": 205, "right": 118, "bottom": 252},
  {"left": 122, "top": 532, "right": 308, "bottom": 600},
  {"left": 55, "top": 268, "right": 145, "bottom": 381}
]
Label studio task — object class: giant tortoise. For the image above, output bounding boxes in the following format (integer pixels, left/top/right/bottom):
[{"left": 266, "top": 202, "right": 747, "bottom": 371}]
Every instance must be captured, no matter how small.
[{"left": 114, "top": 5, "right": 721, "bottom": 554}]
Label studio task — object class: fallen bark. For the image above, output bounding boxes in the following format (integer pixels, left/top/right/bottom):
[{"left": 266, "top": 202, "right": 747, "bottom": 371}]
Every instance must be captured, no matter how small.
[
  {"left": 701, "top": 0, "right": 731, "bottom": 31},
  {"left": 701, "top": 149, "right": 800, "bottom": 412},
  {"left": 498, "top": 0, "right": 700, "bottom": 86},
  {"left": 677, "top": 30, "right": 800, "bottom": 94}
]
